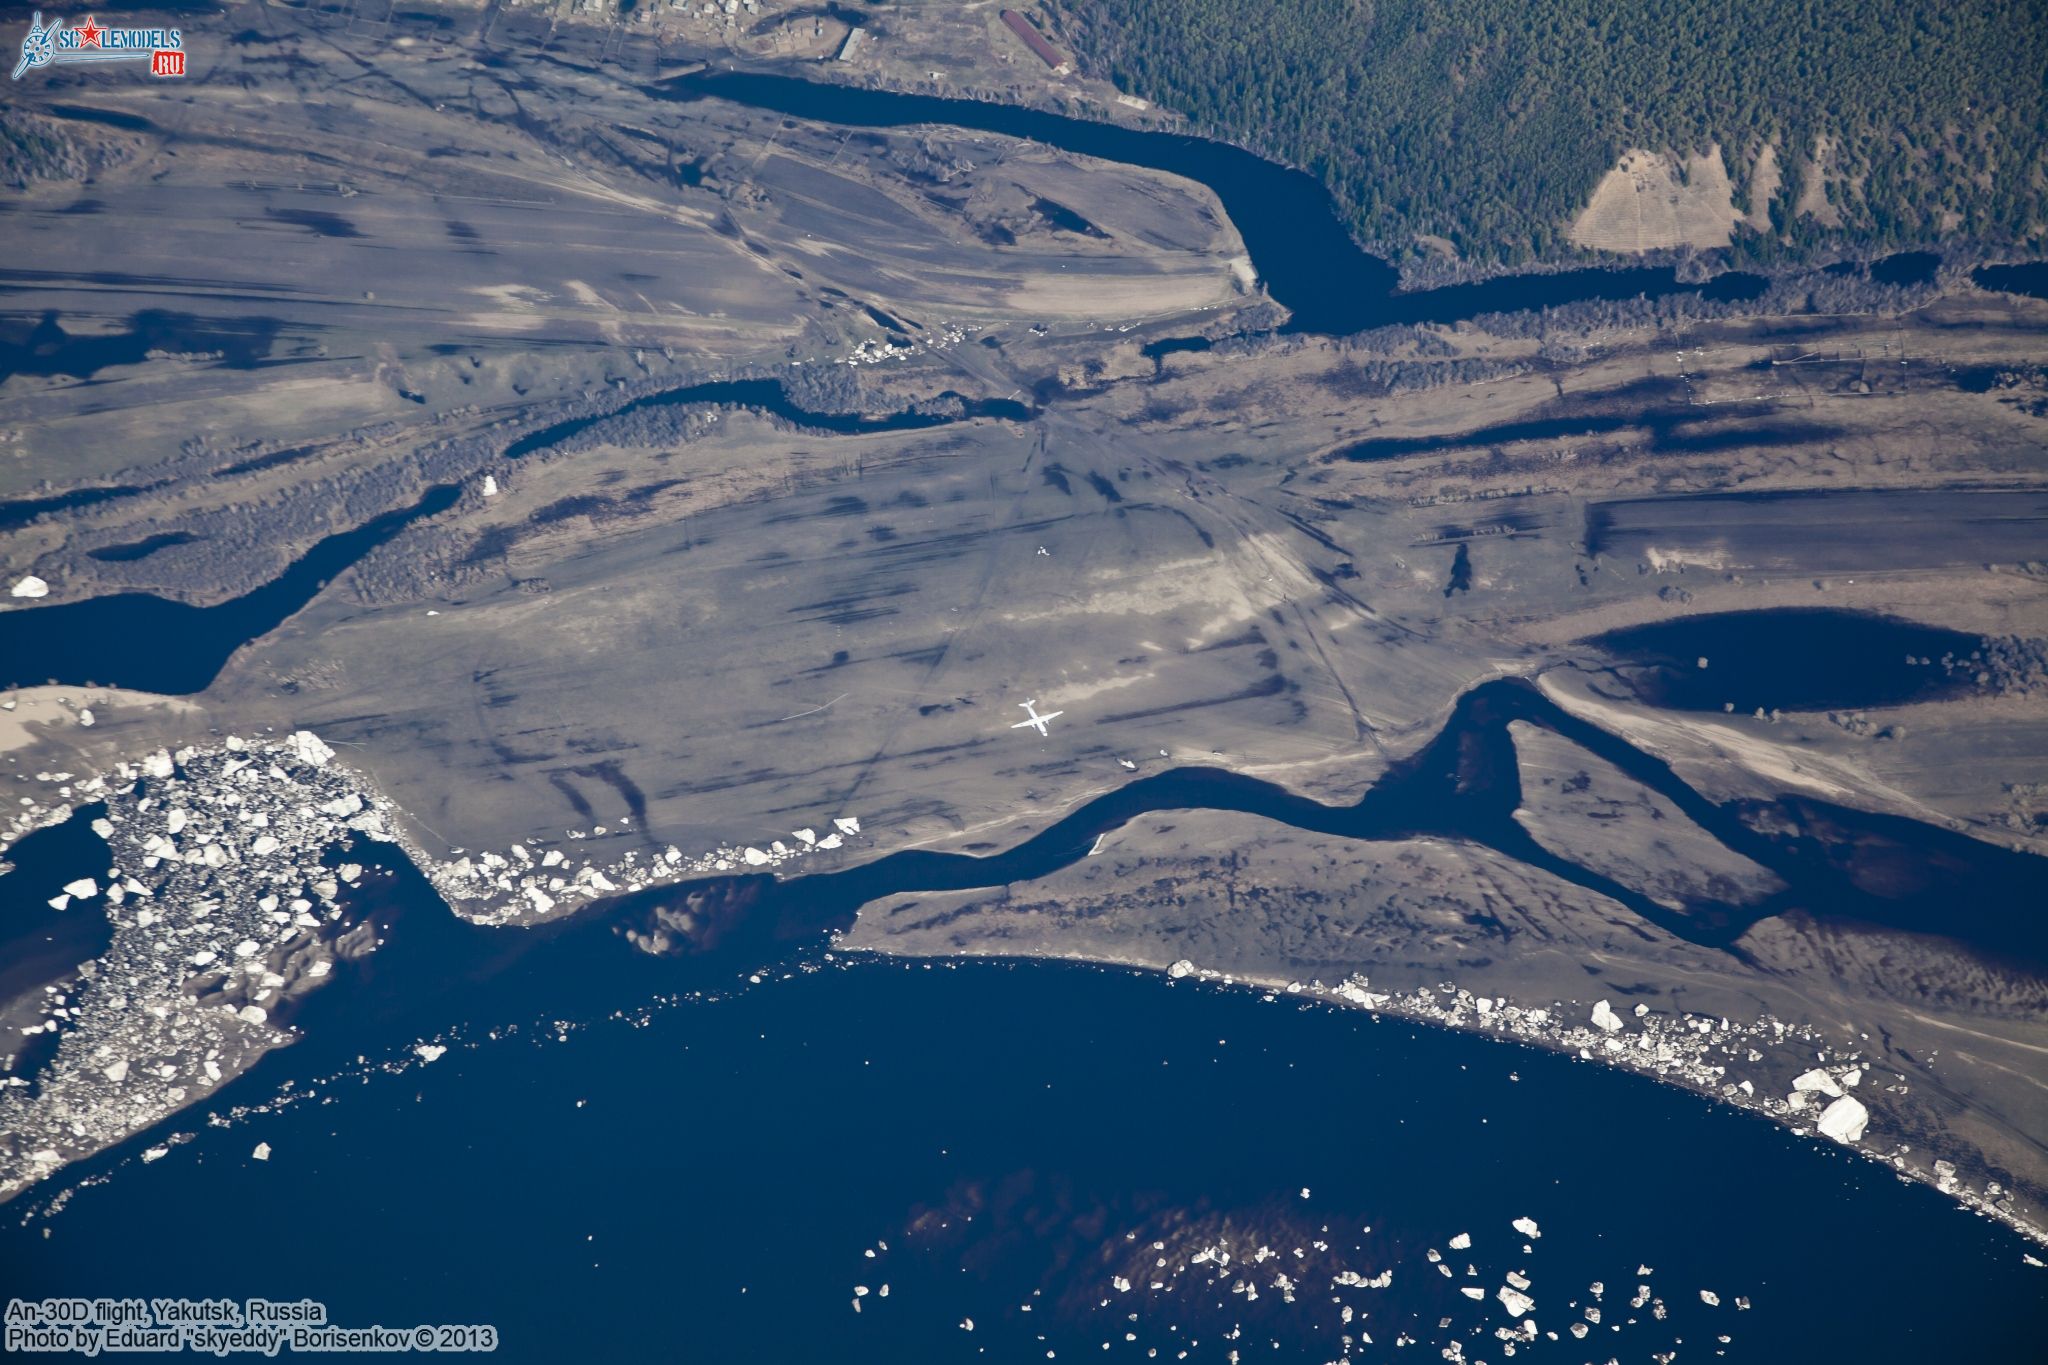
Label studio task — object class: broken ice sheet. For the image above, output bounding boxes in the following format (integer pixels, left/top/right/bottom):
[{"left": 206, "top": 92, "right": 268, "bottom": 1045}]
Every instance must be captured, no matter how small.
[{"left": 1817, "top": 1095, "right": 1870, "bottom": 1143}]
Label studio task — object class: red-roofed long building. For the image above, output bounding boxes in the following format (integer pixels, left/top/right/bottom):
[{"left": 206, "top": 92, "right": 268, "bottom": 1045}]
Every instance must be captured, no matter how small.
[{"left": 1000, "top": 9, "right": 1070, "bottom": 74}]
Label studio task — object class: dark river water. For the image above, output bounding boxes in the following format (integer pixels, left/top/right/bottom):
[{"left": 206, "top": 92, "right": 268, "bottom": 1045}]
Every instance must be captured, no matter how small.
[
  {"left": 6, "top": 948, "right": 2043, "bottom": 1363},
  {"left": 0, "top": 485, "right": 462, "bottom": 695},
  {"left": 0, "top": 374, "right": 1030, "bottom": 693},
  {"left": 0, "top": 805, "right": 112, "bottom": 1007},
  {"left": 4, "top": 644, "right": 2045, "bottom": 1359},
  {"left": 7, "top": 60, "right": 2045, "bottom": 1354},
  {"left": 1974, "top": 261, "right": 2048, "bottom": 301},
  {"left": 1869, "top": 251, "right": 1942, "bottom": 287},
  {"left": 6, "top": 667, "right": 2046, "bottom": 1353},
  {"left": 661, "top": 71, "right": 1769, "bottom": 337},
  {"left": 563, "top": 672, "right": 2048, "bottom": 968},
  {"left": 1589, "top": 607, "right": 1983, "bottom": 713}
]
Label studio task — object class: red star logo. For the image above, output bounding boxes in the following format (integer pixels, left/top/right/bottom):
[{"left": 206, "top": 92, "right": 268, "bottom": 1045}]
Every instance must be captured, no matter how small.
[{"left": 76, "top": 16, "right": 102, "bottom": 48}]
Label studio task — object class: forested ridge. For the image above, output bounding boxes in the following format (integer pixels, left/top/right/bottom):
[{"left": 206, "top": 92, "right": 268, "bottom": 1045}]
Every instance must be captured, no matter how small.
[{"left": 1055, "top": 0, "right": 2048, "bottom": 268}]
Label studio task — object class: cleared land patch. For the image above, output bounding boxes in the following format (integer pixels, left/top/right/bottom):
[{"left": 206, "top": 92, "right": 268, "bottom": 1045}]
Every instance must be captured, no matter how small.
[{"left": 1569, "top": 147, "right": 1743, "bottom": 253}]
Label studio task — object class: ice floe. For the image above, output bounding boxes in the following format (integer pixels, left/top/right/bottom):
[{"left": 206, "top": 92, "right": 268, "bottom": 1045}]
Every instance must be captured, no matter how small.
[
  {"left": 1816, "top": 1095, "right": 1869, "bottom": 1144},
  {"left": 285, "top": 731, "right": 335, "bottom": 768},
  {"left": 1792, "top": 1068, "right": 1844, "bottom": 1098}
]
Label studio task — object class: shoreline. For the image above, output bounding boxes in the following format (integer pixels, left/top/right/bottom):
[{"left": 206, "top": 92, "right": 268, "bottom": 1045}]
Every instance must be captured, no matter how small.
[
  {"left": 839, "top": 940, "right": 2048, "bottom": 1250},
  {"left": 8, "top": 692, "right": 2048, "bottom": 1244}
]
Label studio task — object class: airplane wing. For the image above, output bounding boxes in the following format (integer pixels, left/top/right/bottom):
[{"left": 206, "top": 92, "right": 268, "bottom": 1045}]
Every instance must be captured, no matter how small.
[{"left": 1011, "top": 717, "right": 1042, "bottom": 730}]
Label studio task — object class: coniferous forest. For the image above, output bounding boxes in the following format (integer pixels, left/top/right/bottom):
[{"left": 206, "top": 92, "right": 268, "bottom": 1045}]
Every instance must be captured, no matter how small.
[{"left": 1057, "top": 0, "right": 2048, "bottom": 268}]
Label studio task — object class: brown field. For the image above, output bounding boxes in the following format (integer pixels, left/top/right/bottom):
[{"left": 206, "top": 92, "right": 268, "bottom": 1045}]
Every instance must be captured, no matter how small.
[{"left": 1569, "top": 146, "right": 1743, "bottom": 253}]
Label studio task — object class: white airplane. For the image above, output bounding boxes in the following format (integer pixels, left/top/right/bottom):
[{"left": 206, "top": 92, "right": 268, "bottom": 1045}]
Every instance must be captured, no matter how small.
[{"left": 1010, "top": 699, "right": 1064, "bottom": 737}]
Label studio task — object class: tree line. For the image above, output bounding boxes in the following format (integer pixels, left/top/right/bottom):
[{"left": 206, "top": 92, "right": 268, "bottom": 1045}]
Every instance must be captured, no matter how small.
[{"left": 1055, "top": 0, "right": 2048, "bottom": 269}]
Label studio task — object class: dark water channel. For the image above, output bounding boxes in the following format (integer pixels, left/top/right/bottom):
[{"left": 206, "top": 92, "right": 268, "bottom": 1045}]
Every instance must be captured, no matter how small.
[{"left": 660, "top": 71, "right": 1769, "bottom": 337}]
